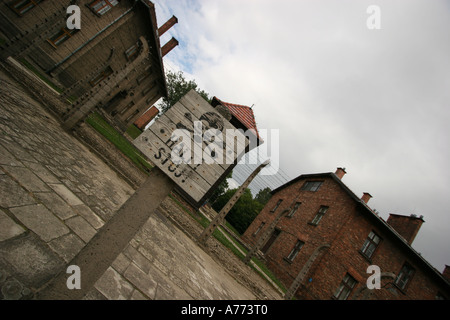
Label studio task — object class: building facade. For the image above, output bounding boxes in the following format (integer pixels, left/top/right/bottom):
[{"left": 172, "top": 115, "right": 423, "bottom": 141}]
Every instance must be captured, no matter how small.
[
  {"left": 242, "top": 168, "right": 450, "bottom": 300},
  {"left": 0, "top": 0, "right": 178, "bottom": 131}
]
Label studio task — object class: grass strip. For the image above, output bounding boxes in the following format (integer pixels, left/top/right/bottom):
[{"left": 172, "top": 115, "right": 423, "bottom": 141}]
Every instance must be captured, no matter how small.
[{"left": 85, "top": 112, "right": 153, "bottom": 174}]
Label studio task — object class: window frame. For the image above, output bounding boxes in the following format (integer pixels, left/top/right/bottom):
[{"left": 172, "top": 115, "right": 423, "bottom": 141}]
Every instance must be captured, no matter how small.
[
  {"left": 89, "top": 66, "right": 113, "bottom": 87},
  {"left": 270, "top": 199, "right": 283, "bottom": 213},
  {"left": 360, "top": 231, "right": 382, "bottom": 260},
  {"left": 125, "top": 108, "right": 140, "bottom": 123},
  {"left": 47, "top": 27, "right": 79, "bottom": 48},
  {"left": 125, "top": 41, "right": 141, "bottom": 61},
  {"left": 285, "top": 240, "right": 304, "bottom": 263},
  {"left": 253, "top": 222, "right": 265, "bottom": 237},
  {"left": 300, "top": 180, "right": 323, "bottom": 192},
  {"left": 88, "top": 0, "right": 119, "bottom": 17},
  {"left": 310, "top": 206, "right": 328, "bottom": 225},
  {"left": 395, "top": 262, "right": 415, "bottom": 292},
  {"left": 286, "top": 202, "right": 301, "bottom": 218},
  {"left": 333, "top": 273, "right": 358, "bottom": 300},
  {"left": 8, "top": 0, "right": 43, "bottom": 16}
]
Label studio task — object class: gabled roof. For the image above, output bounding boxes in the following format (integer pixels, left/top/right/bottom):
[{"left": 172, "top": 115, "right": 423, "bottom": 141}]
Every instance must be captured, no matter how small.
[
  {"left": 272, "top": 171, "right": 450, "bottom": 288},
  {"left": 211, "top": 97, "right": 263, "bottom": 144}
]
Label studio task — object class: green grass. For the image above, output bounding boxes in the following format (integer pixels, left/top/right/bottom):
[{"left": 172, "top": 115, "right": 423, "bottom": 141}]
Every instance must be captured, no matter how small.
[
  {"left": 18, "top": 58, "right": 64, "bottom": 94},
  {"left": 85, "top": 112, "right": 153, "bottom": 174},
  {"left": 126, "top": 124, "right": 143, "bottom": 139}
]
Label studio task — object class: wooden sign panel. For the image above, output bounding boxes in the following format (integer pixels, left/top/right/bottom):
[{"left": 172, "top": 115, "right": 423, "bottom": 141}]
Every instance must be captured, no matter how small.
[{"left": 133, "top": 89, "right": 248, "bottom": 202}]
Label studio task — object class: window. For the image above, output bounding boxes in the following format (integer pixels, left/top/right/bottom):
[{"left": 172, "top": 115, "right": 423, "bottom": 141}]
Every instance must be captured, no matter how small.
[
  {"left": 119, "top": 101, "right": 134, "bottom": 115},
  {"left": 88, "top": 0, "right": 119, "bottom": 16},
  {"left": 270, "top": 199, "right": 283, "bottom": 213},
  {"left": 125, "top": 109, "right": 139, "bottom": 122},
  {"left": 395, "top": 263, "right": 415, "bottom": 291},
  {"left": 287, "top": 202, "right": 301, "bottom": 218},
  {"left": 286, "top": 240, "right": 304, "bottom": 262},
  {"left": 142, "top": 84, "right": 156, "bottom": 96},
  {"left": 47, "top": 27, "right": 79, "bottom": 48},
  {"left": 333, "top": 274, "right": 357, "bottom": 300},
  {"left": 125, "top": 41, "right": 141, "bottom": 61},
  {"left": 89, "top": 66, "right": 113, "bottom": 87},
  {"left": 253, "top": 222, "right": 265, "bottom": 237},
  {"left": 301, "top": 181, "right": 323, "bottom": 192},
  {"left": 8, "top": 0, "right": 43, "bottom": 16},
  {"left": 310, "top": 206, "right": 328, "bottom": 225},
  {"left": 360, "top": 231, "right": 381, "bottom": 259},
  {"left": 136, "top": 69, "right": 152, "bottom": 84}
]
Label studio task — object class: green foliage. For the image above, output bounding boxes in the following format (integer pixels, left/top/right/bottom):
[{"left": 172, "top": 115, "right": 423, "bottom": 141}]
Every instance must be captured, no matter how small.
[
  {"left": 255, "top": 187, "right": 272, "bottom": 205},
  {"left": 159, "top": 70, "right": 211, "bottom": 114},
  {"left": 212, "top": 188, "right": 264, "bottom": 235},
  {"left": 207, "top": 170, "right": 233, "bottom": 204},
  {"left": 125, "top": 124, "right": 143, "bottom": 139}
]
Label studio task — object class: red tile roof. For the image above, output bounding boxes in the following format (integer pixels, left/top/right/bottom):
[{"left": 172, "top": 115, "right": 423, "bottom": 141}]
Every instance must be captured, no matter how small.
[
  {"left": 134, "top": 106, "right": 159, "bottom": 129},
  {"left": 212, "top": 97, "right": 263, "bottom": 143}
]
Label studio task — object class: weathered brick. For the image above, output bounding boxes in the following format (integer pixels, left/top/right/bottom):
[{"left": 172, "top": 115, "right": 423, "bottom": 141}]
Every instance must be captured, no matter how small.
[{"left": 242, "top": 169, "right": 450, "bottom": 300}]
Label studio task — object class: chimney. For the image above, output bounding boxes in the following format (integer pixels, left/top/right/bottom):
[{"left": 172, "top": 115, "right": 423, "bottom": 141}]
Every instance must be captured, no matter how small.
[
  {"left": 361, "top": 192, "right": 372, "bottom": 204},
  {"left": 386, "top": 213, "right": 425, "bottom": 245},
  {"left": 158, "top": 15, "right": 178, "bottom": 37},
  {"left": 161, "top": 37, "right": 179, "bottom": 57},
  {"left": 443, "top": 265, "right": 450, "bottom": 282},
  {"left": 335, "top": 167, "right": 346, "bottom": 180}
]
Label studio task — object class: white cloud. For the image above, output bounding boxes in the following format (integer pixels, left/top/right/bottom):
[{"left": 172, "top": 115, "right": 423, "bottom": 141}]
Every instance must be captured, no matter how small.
[{"left": 153, "top": 0, "right": 450, "bottom": 270}]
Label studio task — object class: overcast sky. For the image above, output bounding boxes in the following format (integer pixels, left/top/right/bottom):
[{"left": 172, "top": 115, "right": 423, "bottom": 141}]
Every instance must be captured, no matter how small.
[{"left": 152, "top": 0, "right": 450, "bottom": 272}]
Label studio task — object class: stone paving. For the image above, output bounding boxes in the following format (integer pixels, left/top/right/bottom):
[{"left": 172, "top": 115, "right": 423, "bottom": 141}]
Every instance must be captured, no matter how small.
[{"left": 0, "top": 68, "right": 256, "bottom": 300}]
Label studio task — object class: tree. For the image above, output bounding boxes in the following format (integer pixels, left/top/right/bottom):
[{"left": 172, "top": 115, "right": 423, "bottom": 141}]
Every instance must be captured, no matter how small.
[
  {"left": 212, "top": 187, "right": 264, "bottom": 235},
  {"left": 158, "top": 70, "right": 211, "bottom": 114},
  {"left": 207, "top": 170, "right": 233, "bottom": 205},
  {"left": 255, "top": 187, "right": 272, "bottom": 206}
]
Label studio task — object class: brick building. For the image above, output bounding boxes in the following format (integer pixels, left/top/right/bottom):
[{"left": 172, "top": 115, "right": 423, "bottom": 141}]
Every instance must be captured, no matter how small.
[
  {"left": 0, "top": 0, "right": 178, "bottom": 131},
  {"left": 242, "top": 168, "right": 450, "bottom": 299},
  {"left": 133, "top": 105, "right": 159, "bottom": 130}
]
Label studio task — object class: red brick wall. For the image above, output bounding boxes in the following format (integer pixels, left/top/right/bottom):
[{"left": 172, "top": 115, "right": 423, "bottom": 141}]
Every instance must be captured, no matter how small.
[
  {"left": 242, "top": 175, "right": 450, "bottom": 300},
  {"left": 386, "top": 214, "right": 423, "bottom": 245}
]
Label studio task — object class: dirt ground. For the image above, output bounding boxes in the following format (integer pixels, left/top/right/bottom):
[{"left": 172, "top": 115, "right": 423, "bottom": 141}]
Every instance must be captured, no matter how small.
[{"left": 159, "top": 196, "right": 284, "bottom": 300}]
